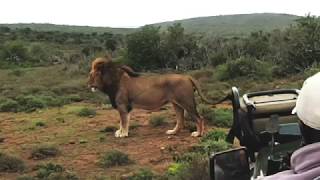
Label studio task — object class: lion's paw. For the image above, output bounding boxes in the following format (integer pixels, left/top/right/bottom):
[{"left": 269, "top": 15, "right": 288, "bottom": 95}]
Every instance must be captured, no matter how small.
[
  {"left": 166, "top": 129, "right": 177, "bottom": 135},
  {"left": 115, "top": 129, "right": 128, "bottom": 138},
  {"left": 191, "top": 131, "right": 201, "bottom": 137}
]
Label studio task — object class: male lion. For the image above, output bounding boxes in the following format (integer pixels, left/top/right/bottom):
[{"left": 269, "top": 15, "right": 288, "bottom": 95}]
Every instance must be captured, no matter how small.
[{"left": 88, "top": 56, "right": 216, "bottom": 138}]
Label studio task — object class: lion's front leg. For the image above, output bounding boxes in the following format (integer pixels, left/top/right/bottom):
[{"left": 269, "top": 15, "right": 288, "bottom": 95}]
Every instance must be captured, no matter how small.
[{"left": 115, "top": 110, "right": 130, "bottom": 138}]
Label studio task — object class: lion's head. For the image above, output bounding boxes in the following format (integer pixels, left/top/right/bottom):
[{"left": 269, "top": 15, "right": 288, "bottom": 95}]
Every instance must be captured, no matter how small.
[
  {"left": 88, "top": 57, "right": 112, "bottom": 92},
  {"left": 88, "top": 56, "right": 139, "bottom": 93}
]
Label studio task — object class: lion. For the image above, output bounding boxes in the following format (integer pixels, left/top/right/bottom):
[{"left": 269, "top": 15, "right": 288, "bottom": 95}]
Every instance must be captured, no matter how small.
[{"left": 87, "top": 56, "right": 219, "bottom": 138}]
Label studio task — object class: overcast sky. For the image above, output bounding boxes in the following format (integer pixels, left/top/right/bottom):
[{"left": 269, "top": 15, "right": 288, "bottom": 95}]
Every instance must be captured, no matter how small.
[{"left": 0, "top": 0, "right": 319, "bottom": 28}]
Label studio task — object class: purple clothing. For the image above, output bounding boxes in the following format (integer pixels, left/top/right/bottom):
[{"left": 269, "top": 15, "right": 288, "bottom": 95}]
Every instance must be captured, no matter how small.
[{"left": 263, "top": 142, "right": 320, "bottom": 180}]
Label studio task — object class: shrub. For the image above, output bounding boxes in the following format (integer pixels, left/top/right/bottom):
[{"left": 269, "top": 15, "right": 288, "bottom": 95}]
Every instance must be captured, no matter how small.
[
  {"left": 149, "top": 115, "right": 167, "bottom": 127},
  {"left": 30, "top": 145, "right": 60, "bottom": 160},
  {"left": 200, "top": 139, "right": 231, "bottom": 154},
  {"left": 211, "top": 109, "right": 232, "bottom": 127},
  {"left": 16, "top": 95, "right": 46, "bottom": 112},
  {"left": 166, "top": 163, "right": 186, "bottom": 176},
  {"left": 0, "top": 99, "right": 19, "bottom": 112},
  {"left": 216, "top": 56, "right": 273, "bottom": 80},
  {"left": 34, "top": 163, "right": 78, "bottom": 180},
  {"left": 127, "top": 168, "right": 155, "bottom": 180},
  {"left": 168, "top": 156, "right": 209, "bottom": 180},
  {"left": 198, "top": 105, "right": 232, "bottom": 127},
  {"left": 99, "top": 150, "right": 131, "bottom": 168},
  {"left": 77, "top": 107, "right": 96, "bottom": 117},
  {"left": 0, "top": 152, "right": 25, "bottom": 172},
  {"left": 34, "top": 121, "right": 46, "bottom": 127},
  {"left": 201, "top": 130, "right": 227, "bottom": 142}
]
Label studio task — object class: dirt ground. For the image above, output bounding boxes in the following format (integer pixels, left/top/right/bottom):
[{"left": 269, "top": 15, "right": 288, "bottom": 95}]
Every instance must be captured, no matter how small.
[{"left": 0, "top": 103, "right": 222, "bottom": 179}]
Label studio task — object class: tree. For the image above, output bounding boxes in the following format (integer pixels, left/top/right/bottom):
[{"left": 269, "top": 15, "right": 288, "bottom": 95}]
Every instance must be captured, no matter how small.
[{"left": 126, "top": 25, "right": 162, "bottom": 70}]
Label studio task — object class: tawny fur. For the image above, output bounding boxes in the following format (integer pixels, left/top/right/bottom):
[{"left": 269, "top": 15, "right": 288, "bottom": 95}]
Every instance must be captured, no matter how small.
[{"left": 88, "top": 56, "right": 211, "bottom": 138}]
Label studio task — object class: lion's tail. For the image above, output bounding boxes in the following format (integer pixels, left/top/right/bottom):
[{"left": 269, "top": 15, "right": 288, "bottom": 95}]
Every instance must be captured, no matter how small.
[{"left": 188, "top": 76, "right": 230, "bottom": 105}]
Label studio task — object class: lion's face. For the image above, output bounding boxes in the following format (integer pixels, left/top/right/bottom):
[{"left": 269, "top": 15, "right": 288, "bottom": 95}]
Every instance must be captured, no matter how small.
[
  {"left": 88, "top": 69, "right": 103, "bottom": 92},
  {"left": 88, "top": 58, "right": 108, "bottom": 92}
]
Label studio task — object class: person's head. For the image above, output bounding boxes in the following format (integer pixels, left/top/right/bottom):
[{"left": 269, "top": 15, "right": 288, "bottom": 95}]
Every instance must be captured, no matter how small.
[{"left": 293, "top": 72, "right": 320, "bottom": 144}]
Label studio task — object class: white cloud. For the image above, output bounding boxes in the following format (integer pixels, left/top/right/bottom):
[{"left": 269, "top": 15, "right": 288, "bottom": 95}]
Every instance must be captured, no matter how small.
[{"left": 0, "top": 0, "right": 319, "bottom": 27}]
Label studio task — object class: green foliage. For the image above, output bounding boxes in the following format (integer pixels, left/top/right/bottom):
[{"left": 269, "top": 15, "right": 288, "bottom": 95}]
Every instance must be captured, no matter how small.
[
  {"left": 216, "top": 56, "right": 273, "bottom": 80},
  {"left": 127, "top": 168, "right": 155, "bottom": 180},
  {"left": 201, "top": 130, "right": 227, "bottom": 142},
  {"left": 16, "top": 95, "right": 47, "bottom": 112},
  {"left": 166, "top": 163, "right": 186, "bottom": 176},
  {"left": 211, "top": 109, "right": 233, "bottom": 127},
  {"left": 197, "top": 105, "right": 232, "bottom": 127},
  {"left": 77, "top": 107, "right": 96, "bottom": 117},
  {"left": 149, "top": 115, "right": 168, "bottom": 127},
  {"left": 0, "top": 99, "right": 19, "bottom": 112},
  {"left": 0, "top": 152, "right": 25, "bottom": 172},
  {"left": 99, "top": 150, "right": 131, "bottom": 168},
  {"left": 34, "top": 121, "right": 46, "bottom": 127},
  {"left": 30, "top": 144, "right": 60, "bottom": 160},
  {"left": 126, "top": 25, "right": 162, "bottom": 70},
  {"left": 34, "top": 163, "right": 79, "bottom": 180},
  {"left": 168, "top": 155, "right": 209, "bottom": 180}
]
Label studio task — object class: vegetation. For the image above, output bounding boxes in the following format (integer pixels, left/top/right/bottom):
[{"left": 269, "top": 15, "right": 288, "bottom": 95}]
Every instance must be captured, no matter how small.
[
  {"left": 34, "top": 163, "right": 79, "bottom": 180},
  {"left": 0, "top": 152, "right": 25, "bottom": 172},
  {"left": 127, "top": 168, "right": 155, "bottom": 180},
  {"left": 98, "top": 150, "right": 132, "bottom": 168},
  {"left": 77, "top": 107, "right": 96, "bottom": 117},
  {"left": 149, "top": 114, "right": 168, "bottom": 127},
  {"left": 30, "top": 144, "right": 60, "bottom": 160},
  {"left": 0, "top": 13, "right": 319, "bottom": 179}
]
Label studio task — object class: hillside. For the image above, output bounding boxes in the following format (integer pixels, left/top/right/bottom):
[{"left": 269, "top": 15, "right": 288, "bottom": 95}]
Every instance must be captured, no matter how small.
[
  {"left": 152, "top": 13, "right": 299, "bottom": 36},
  {"left": 0, "top": 23, "right": 135, "bottom": 34},
  {"left": 1, "top": 13, "right": 299, "bottom": 37}
]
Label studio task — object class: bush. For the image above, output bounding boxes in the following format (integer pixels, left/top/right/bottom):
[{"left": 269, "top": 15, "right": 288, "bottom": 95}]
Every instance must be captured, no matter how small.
[
  {"left": 16, "top": 95, "right": 46, "bottom": 112},
  {"left": 149, "top": 115, "right": 167, "bottom": 127},
  {"left": 35, "top": 163, "right": 79, "bottom": 180},
  {"left": 166, "top": 163, "right": 186, "bottom": 176},
  {"left": 34, "top": 121, "right": 46, "bottom": 127},
  {"left": 30, "top": 145, "right": 60, "bottom": 160},
  {"left": 0, "top": 99, "right": 19, "bottom": 112},
  {"left": 212, "top": 109, "right": 232, "bottom": 127},
  {"left": 201, "top": 130, "right": 227, "bottom": 142},
  {"left": 99, "top": 150, "right": 131, "bottom": 168},
  {"left": 168, "top": 156, "right": 209, "bottom": 180},
  {"left": 216, "top": 56, "right": 273, "bottom": 80},
  {"left": 197, "top": 105, "right": 232, "bottom": 127},
  {"left": 127, "top": 168, "right": 155, "bottom": 180},
  {"left": 0, "top": 152, "right": 25, "bottom": 172},
  {"left": 77, "top": 107, "right": 96, "bottom": 117}
]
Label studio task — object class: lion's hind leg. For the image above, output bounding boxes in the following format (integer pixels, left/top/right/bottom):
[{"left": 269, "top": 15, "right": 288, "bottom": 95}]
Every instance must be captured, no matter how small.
[{"left": 166, "top": 103, "right": 184, "bottom": 135}]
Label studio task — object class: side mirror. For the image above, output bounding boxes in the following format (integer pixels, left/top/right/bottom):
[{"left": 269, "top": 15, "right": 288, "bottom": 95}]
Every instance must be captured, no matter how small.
[{"left": 210, "top": 147, "right": 251, "bottom": 180}]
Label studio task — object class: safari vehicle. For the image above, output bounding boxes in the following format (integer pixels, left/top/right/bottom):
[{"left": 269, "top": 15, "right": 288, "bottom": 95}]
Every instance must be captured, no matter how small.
[{"left": 210, "top": 87, "right": 302, "bottom": 180}]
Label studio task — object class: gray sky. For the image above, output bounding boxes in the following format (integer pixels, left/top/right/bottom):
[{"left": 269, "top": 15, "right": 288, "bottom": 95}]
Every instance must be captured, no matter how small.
[{"left": 0, "top": 0, "right": 319, "bottom": 28}]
